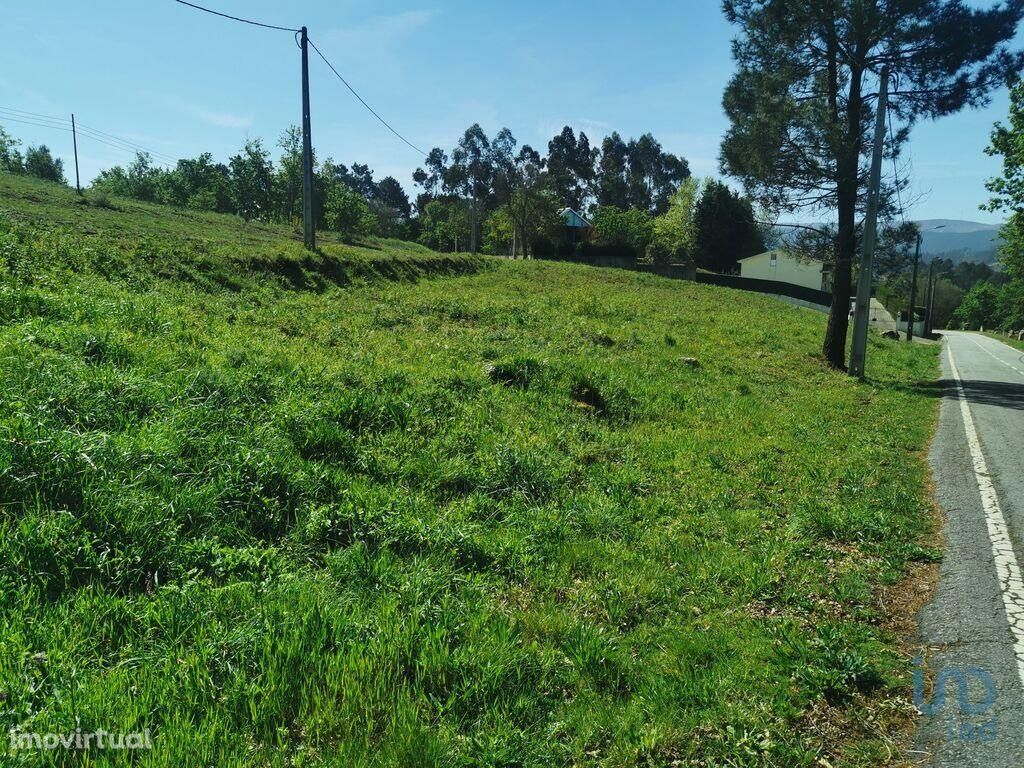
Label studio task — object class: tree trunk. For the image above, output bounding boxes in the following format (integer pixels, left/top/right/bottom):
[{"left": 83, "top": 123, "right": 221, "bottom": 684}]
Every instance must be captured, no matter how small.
[{"left": 822, "top": 67, "right": 864, "bottom": 369}]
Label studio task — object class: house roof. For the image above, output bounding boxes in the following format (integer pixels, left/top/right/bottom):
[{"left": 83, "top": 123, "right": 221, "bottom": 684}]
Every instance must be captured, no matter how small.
[
  {"left": 559, "top": 208, "right": 591, "bottom": 228},
  {"left": 738, "top": 249, "right": 824, "bottom": 265}
]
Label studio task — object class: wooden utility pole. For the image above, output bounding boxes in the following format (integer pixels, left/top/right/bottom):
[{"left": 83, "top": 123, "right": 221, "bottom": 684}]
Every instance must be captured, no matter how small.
[
  {"left": 849, "top": 67, "right": 889, "bottom": 379},
  {"left": 71, "top": 113, "right": 81, "bottom": 195},
  {"left": 906, "top": 233, "right": 921, "bottom": 342},
  {"left": 300, "top": 26, "right": 316, "bottom": 250}
]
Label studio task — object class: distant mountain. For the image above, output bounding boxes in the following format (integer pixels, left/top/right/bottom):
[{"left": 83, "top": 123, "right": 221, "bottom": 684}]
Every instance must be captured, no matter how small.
[
  {"left": 772, "top": 218, "right": 1005, "bottom": 265},
  {"left": 916, "top": 219, "right": 1003, "bottom": 265}
]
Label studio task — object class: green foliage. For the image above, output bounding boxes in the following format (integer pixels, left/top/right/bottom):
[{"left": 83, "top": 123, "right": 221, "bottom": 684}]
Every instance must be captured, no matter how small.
[
  {"left": 546, "top": 126, "right": 598, "bottom": 211},
  {"left": 92, "top": 152, "right": 164, "bottom": 203},
  {"left": 324, "top": 183, "right": 376, "bottom": 239},
  {"left": 982, "top": 81, "right": 1024, "bottom": 329},
  {"left": 722, "top": 0, "right": 1024, "bottom": 367},
  {"left": 953, "top": 281, "right": 1000, "bottom": 329},
  {"left": 0, "top": 125, "right": 24, "bottom": 173},
  {"left": 591, "top": 205, "right": 654, "bottom": 254},
  {"left": 651, "top": 177, "right": 700, "bottom": 264},
  {"left": 997, "top": 279, "right": 1024, "bottom": 330},
  {"left": 0, "top": 172, "right": 940, "bottom": 765},
  {"left": 229, "top": 139, "right": 275, "bottom": 222},
  {"left": 483, "top": 206, "right": 515, "bottom": 254},
  {"left": 23, "top": 144, "right": 65, "bottom": 184},
  {"left": 693, "top": 179, "right": 765, "bottom": 272},
  {"left": 418, "top": 198, "right": 472, "bottom": 252}
]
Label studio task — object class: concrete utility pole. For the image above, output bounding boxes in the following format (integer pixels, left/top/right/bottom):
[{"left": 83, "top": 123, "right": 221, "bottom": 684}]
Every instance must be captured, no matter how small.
[
  {"left": 300, "top": 26, "right": 316, "bottom": 250},
  {"left": 849, "top": 67, "right": 889, "bottom": 379},
  {"left": 906, "top": 232, "right": 921, "bottom": 342},
  {"left": 71, "top": 114, "right": 81, "bottom": 195},
  {"left": 924, "top": 261, "right": 937, "bottom": 337}
]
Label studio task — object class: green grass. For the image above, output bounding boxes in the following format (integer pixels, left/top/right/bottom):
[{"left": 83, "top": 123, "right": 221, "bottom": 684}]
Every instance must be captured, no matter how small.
[{"left": 0, "top": 174, "right": 940, "bottom": 766}]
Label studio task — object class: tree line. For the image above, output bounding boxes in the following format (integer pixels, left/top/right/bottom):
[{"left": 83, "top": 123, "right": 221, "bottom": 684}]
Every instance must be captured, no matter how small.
[
  {"left": 0, "top": 120, "right": 768, "bottom": 271},
  {"left": 412, "top": 123, "right": 764, "bottom": 268}
]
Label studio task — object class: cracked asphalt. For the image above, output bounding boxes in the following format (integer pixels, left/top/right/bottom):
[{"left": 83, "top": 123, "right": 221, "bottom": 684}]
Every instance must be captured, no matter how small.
[{"left": 915, "top": 331, "right": 1024, "bottom": 766}]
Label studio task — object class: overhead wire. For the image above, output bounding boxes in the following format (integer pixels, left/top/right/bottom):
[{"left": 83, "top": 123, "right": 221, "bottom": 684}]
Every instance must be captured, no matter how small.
[
  {"left": 170, "top": 1, "right": 427, "bottom": 157},
  {"left": 307, "top": 38, "right": 428, "bottom": 157},
  {"left": 0, "top": 107, "right": 178, "bottom": 166},
  {"left": 171, "top": 0, "right": 299, "bottom": 33}
]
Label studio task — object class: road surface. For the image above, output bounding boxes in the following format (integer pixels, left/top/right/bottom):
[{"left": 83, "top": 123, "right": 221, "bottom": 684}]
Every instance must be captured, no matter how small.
[{"left": 916, "top": 331, "right": 1024, "bottom": 766}]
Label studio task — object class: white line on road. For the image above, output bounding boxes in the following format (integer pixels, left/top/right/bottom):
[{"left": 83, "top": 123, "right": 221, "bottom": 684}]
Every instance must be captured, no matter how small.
[
  {"left": 948, "top": 344, "right": 1024, "bottom": 689},
  {"left": 968, "top": 335, "right": 1024, "bottom": 378}
]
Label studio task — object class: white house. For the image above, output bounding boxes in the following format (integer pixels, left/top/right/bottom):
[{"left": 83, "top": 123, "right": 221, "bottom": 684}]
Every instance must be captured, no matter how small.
[{"left": 738, "top": 250, "right": 832, "bottom": 292}]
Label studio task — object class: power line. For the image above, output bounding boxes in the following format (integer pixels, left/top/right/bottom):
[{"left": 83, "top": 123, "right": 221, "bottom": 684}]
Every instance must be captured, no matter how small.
[
  {"left": 0, "top": 114, "right": 72, "bottom": 134},
  {"left": 74, "top": 122, "right": 179, "bottom": 164},
  {"left": 171, "top": 0, "right": 299, "bottom": 33},
  {"left": 0, "top": 108, "right": 179, "bottom": 164},
  {"left": 0, "top": 108, "right": 178, "bottom": 166},
  {"left": 307, "top": 38, "right": 427, "bottom": 157}
]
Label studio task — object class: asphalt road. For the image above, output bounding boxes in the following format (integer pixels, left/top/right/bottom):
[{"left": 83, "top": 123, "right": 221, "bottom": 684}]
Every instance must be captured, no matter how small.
[{"left": 915, "top": 331, "right": 1024, "bottom": 766}]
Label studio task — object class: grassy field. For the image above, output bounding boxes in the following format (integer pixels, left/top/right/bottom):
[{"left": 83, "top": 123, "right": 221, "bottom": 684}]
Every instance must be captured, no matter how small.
[{"left": 0, "top": 175, "right": 940, "bottom": 766}]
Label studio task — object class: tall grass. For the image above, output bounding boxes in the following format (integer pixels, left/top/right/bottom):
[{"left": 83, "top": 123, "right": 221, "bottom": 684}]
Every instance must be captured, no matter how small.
[{"left": 0, "top": 174, "right": 940, "bottom": 766}]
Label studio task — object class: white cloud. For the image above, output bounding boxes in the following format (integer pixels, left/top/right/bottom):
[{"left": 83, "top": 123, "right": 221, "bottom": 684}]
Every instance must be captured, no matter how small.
[{"left": 163, "top": 96, "right": 253, "bottom": 129}]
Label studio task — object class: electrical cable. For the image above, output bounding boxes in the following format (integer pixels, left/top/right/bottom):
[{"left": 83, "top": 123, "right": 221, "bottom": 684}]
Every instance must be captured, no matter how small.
[
  {"left": 307, "top": 37, "right": 427, "bottom": 157},
  {"left": 0, "top": 109, "right": 176, "bottom": 167},
  {"left": 171, "top": 0, "right": 299, "bottom": 33}
]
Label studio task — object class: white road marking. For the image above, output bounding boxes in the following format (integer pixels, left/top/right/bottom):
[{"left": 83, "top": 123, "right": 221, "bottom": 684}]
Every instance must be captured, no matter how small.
[
  {"left": 967, "top": 335, "right": 1024, "bottom": 378},
  {"left": 948, "top": 344, "right": 1024, "bottom": 689}
]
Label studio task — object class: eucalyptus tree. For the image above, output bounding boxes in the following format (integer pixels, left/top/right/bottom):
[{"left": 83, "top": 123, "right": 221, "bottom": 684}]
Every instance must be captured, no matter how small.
[
  {"left": 721, "top": 0, "right": 1024, "bottom": 368},
  {"left": 546, "top": 126, "right": 598, "bottom": 211}
]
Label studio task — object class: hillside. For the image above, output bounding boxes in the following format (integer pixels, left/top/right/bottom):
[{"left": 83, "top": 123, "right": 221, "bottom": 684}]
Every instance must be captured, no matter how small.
[
  {"left": 916, "top": 219, "right": 1003, "bottom": 264},
  {"left": 0, "top": 175, "right": 940, "bottom": 766}
]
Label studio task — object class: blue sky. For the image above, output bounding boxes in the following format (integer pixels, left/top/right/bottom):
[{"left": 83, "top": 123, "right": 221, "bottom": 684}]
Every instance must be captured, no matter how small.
[{"left": 0, "top": 0, "right": 1015, "bottom": 223}]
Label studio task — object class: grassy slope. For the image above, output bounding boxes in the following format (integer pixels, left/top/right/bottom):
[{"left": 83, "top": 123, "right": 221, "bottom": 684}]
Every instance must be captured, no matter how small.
[{"left": 0, "top": 175, "right": 939, "bottom": 766}]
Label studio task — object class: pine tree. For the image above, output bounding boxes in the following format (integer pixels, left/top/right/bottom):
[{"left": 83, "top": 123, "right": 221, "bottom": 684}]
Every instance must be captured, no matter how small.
[{"left": 722, "top": 0, "right": 1024, "bottom": 368}]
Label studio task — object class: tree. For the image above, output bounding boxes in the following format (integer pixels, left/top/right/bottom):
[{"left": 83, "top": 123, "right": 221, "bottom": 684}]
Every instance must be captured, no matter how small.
[
  {"left": 953, "top": 281, "right": 1000, "bottom": 329},
  {"left": 693, "top": 180, "right": 765, "bottom": 272},
  {"left": 651, "top": 177, "right": 701, "bottom": 264},
  {"left": 91, "top": 152, "right": 164, "bottom": 201},
  {"left": 376, "top": 176, "right": 412, "bottom": 220},
  {"left": 455, "top": 125, "right": 495, "bottom": 253},
  {"left": 414, "top": 125, "right": 496, "bottom": 253},
  {"left": 161, "top": 153, "right": 232, "bottom": 213},
  {"left": 626, "top": 134, "right": 690, "bottom": 215},
  {"left": 546, "top": 126, "right": 597, "bottom": 211},
  {"left": 23, "top": 145, "right": 65, "bottom": 184},
  {"left": 492, "top": 131, "right": 560, "bottom": 258},
  {"left": 596, "top": 133, "right": 629, "bottom": 209},
  {"left": 483, "top": 206, "right": 515, "bottom": 255},
  {"left": 229, "top": 140, "right": 274, "bottom": 222},
  {"left": 276, "top": 126, "right": 304, "bottom": 223},
  {"left": 0, "top": 126, "right": 24, "bottom": 174},
  {"left": 928, "top": 276, "right": 964, "bottom": 331},
  {"left": 591, "top": 206, "right": 654, "bottom": 255},
  {"left": 721, "top": 0, "right": 1024, "bottom": 368},
  {"left": 983, "top": 77, "right": 1024, "bottom": 329},
  {"left": 997, "top": 279, "right": 1024, "bottom": 329},
  {"left": 417, "top": 198, "right": 472, "bottom": 252},
  {"left": 324, "top": 183, "right": 375, "bottom": 239}
]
